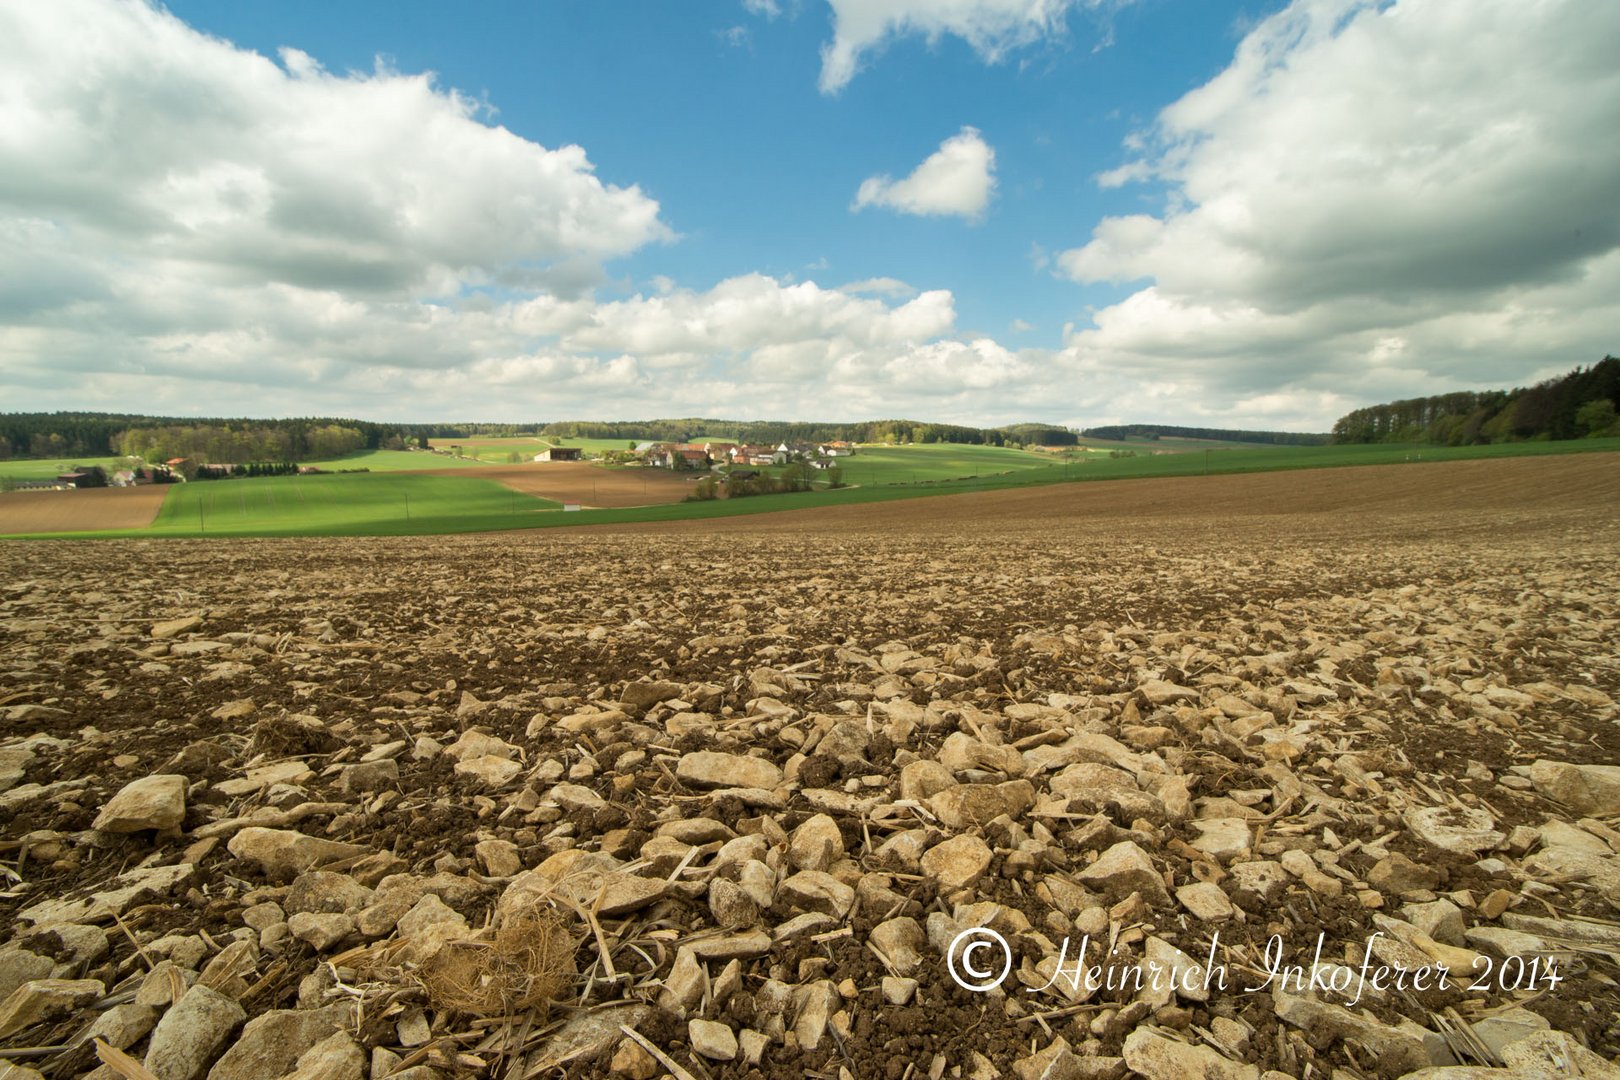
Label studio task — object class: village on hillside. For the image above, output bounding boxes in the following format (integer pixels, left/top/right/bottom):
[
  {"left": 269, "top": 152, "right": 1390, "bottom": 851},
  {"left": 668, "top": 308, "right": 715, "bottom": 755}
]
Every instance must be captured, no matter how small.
[{"left": 622, "top": 440, "right": 856, "bottom": 472}]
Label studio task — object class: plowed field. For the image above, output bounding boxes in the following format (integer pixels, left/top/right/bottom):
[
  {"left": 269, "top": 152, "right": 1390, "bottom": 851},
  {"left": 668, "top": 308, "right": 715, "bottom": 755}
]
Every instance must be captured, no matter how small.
[
  {"left": 412, "top": 462, "right": 692, "bottom": 507},
  {"left": 0, "top": 484, "right": 169, "bottom": 533},
  {"left": 2, "top": 452, "right": 1618, "bottom": 1080},
  {"left": 581, "top": 452, "right": 1620, "bottom": 536}
]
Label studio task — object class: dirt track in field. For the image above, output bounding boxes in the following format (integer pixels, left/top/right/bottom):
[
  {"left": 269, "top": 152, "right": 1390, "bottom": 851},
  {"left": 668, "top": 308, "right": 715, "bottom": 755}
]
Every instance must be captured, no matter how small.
[
  {"left": 0, "top": 485, "right": 169, "bottom": 533},
  {"left": 408, "top": 462, "right": 693, "bottom": 507}
]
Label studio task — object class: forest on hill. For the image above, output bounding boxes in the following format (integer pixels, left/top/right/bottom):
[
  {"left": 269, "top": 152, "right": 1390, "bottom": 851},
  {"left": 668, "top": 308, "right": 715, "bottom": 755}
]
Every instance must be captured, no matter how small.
[{"left": 1331, "top": 357, "right": 1620, "bottom": 444}]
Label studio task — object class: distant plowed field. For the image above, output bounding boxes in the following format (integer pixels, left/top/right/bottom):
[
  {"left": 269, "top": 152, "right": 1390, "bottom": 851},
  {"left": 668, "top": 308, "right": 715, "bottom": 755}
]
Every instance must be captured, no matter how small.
[
  {"left": 582, "top": 452, "right": 1620, "bottom": 536},
  {"left": 416, "top": 462, "right": 691, "bottom": 507},
  {"left": 0, "top": 485, "right": 169, "bottom": 533}
]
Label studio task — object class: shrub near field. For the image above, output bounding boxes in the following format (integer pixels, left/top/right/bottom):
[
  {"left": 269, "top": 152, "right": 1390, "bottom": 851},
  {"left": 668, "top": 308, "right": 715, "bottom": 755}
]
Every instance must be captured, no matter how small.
[{"left": 147, "top": 473, "right": 558, "bottom": 536}]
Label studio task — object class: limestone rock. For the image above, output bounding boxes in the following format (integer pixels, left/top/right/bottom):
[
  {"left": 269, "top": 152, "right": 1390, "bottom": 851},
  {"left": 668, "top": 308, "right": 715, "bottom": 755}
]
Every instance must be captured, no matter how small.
[
  {"left": 921, "top": 835, "right": 993, "bottom": 890},
  {"left": 689, "top": 1018, "right": 738, "bottom": 1061},
  {"left": 227, "top": 829, "right": 370, "bottom": 880},
  {"left": 1404, "top": 806, "right": 1505, "bottom": 856},
  {"left": 209, "top": 1004, "right": 355, "bottom": 1080},
  {"left": 788, "top": 814, "right": 844, "bottom": 872},
  {"left": 1122, "top": 1028, "right": 1258, "bottom": 1080},
  {"left": 1529, "top": 760, "right": 1620, "bottom": 816},
  {"left": 93, "top": 774, "right": 187, "bottom": 832},
  {"left": 0, "top": 978, "right": 104, "bottom": 1040},
  {"left": 144, "top": 984, "right": 245, "bottom": 1080},
  {"left": 676, "top": 751, "right": 782, "bottom": 790},
  {"left": 1076, "top": 841, "right": 1169, "bottom": 905}
]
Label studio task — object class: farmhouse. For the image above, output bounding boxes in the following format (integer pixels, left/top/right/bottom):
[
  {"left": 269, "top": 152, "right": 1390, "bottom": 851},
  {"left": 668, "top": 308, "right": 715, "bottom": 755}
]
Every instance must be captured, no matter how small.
[
  {"left": 640, "top": 443, "right": 714, "bottom": 469},
  {"left": 534, "top": 447, "right": 582, "bottom": 462}
]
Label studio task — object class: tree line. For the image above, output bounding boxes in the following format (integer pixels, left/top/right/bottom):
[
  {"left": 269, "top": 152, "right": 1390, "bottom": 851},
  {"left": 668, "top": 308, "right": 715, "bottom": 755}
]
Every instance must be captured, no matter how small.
[
  {"left": 542, "top": 418, "right": 1080, "bottom": 446},
  {"left": 1331, "top": 357, "right": 1620, "bottom": 444},
  {"left": 0, "top": 412, "right": 431, "bottom": 462}
]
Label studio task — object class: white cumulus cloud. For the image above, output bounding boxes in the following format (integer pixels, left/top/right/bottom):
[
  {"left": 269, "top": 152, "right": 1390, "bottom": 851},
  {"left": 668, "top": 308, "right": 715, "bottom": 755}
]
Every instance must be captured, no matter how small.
[
  {"left": 854, "top": 128, "right": 997, "bottom": 222},
  {"left": 818, "top": 0, "right": 1119, "bottom": 94},
  {"left": 1054, "top": 0, "right": 1620, "bottom": 425},
  {"left": 0, "top": 1, "right": 1058, "bottom": 424}
]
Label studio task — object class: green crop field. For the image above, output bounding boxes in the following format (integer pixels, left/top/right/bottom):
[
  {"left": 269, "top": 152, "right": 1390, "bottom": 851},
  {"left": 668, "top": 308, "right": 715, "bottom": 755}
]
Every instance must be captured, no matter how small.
[
  {"left": 803, "top": 443, "right": 1054, "bottom": 486},
  {"left": 9, "top": 436, "right": 1618, "bottom": 539},
  {"left": 296, "top": 448, "right": 493, "bottom": 471},
  {"left": 141, "top": 473, "right": 559, "bottom": 537},
  {"left": 0, "top": 456, "right": 131, "bottom": 481}
]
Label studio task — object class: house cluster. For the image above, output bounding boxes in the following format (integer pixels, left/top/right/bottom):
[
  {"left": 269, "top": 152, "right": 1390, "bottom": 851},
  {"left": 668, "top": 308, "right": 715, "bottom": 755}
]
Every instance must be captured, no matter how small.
[
  {"left": 11, "top": 465, "right": 161, "bottom": 491},
  {"left": 634, "top": 440, "right": 856, "bottom": 470}
]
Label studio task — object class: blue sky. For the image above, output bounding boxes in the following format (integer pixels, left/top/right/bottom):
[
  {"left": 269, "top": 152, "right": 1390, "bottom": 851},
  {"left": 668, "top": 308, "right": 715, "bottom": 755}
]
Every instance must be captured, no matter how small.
[
  {"left": 2, "top": 1, "right": 1617, "bottom": 429},
  {"left": 162, "top": 0, "right": 1241, "bottom": 339}
]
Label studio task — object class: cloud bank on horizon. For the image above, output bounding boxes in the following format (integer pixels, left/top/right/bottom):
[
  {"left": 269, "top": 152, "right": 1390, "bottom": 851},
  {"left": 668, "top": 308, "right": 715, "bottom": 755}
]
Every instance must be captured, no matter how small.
[{"left": 0, "top": 0, "right": 1616, "bottom": 430}]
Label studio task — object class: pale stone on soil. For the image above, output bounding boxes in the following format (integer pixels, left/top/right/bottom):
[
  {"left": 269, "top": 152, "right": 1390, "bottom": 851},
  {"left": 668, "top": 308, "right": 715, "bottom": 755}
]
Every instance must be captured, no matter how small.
[
  {"left": 788, "top": 813, "right": 844, "bottom": 871},
  {"left": 227, "top": 829, "right": 370, "bottom": 879},
  {"left": 677, "top": 751, "right": 782, "bottom": 790},
  {"left": 1529, "top": 760, "right": 1620, "bottom": 816},
  {"left": 1076, "top": 841, "right": 1169, "bottom": 905},
  {"left": 475, "top": 838, "right": 522, "bottom": 877},
  {"left": 1404, "top": 806, "right": 1505, "bottom": 856},
  {"left": 1123, "top": 1028, "right": 1258, "bottom": 1080},
  {"left": 689, "top": 1018, "right": 738, "bottom": 1061},
  {"left": 144, "top": 984, "right": 245, "bottom": 1080},
  {"left": 921, "top": 835, "right": 993, "bottom": 890},
  {"left": 1177, "top": 882, "right": 1235, "bottom": 921},
  {"left": 209, "top": 1004, "right": 356, "bottom": 1080},
  {"left": 94, "top": 773, "right": 187, "bottom": 832},
  {"left": 0, "top": 978, "right": 104, "bottom": 1039}
]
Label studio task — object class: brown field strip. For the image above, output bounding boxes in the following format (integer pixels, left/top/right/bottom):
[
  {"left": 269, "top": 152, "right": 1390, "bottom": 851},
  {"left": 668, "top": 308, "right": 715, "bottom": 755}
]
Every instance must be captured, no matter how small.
[
  {"left": 576, "top": 452, "right": 1620, "bottom": 538},
  {"left": 407, "top": 462, "right": 692, "bottom": 507},
  {"left": 0, "top": 485, "right": 169, "bottom": 534}
]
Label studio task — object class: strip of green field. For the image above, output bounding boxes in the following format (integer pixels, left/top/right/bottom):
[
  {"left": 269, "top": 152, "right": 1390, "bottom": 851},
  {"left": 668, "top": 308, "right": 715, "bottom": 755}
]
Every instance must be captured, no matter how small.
[
  {"left": 140, "top": 473, "right": 559, "bottom": 537},
  {"left": 7, "top": 436, "right": 1618, "bottom": 539},
  {"left": 824, "top": 444, "right": 1053, "bottom": 485},
  {"left": 0, "top": 456, "right": 131, "bottom": 481},
  {"left": 295, "top": 449, "right": 493, "bottom": 471}
]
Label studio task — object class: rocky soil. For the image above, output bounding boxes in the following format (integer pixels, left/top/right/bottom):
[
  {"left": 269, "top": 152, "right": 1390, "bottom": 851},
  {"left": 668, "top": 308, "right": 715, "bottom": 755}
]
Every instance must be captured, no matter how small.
[{"left": 2, "top": 457, "right": 1618, "bottom": 1080}]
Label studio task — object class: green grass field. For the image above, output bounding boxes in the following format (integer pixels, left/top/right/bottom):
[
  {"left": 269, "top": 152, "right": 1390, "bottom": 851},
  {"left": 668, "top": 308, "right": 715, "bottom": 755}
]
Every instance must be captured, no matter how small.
[
  {"left": 831, "top": 443, "right": 1054, "bottom": 485},
  {"left": 0, "top": 456, "right": 132, "bottom": 481},
  {"left": 296, "top": 448, "right": 493, "bottom": 471},
  {"left": 7, "top": 436, "right": 1618, "bottom": 539},
  {"left": 143, "top": 473, "right": 559, "bottom": 536}
]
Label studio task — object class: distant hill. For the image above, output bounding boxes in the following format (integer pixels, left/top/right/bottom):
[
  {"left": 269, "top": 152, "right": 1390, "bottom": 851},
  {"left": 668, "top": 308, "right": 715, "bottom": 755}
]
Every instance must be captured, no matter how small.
[
  {"left": 1080, "top": 424, "right": 1330, "bottom": 446},
  {"left": 0, "top": 412, "right": 1087, "bottom": 463},
  {"left": 1332, "top": 356, "right": 1620, "bottom": 444},
  {"left": 541, "top": 418, "right": 1080, "bottom": 446}
]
